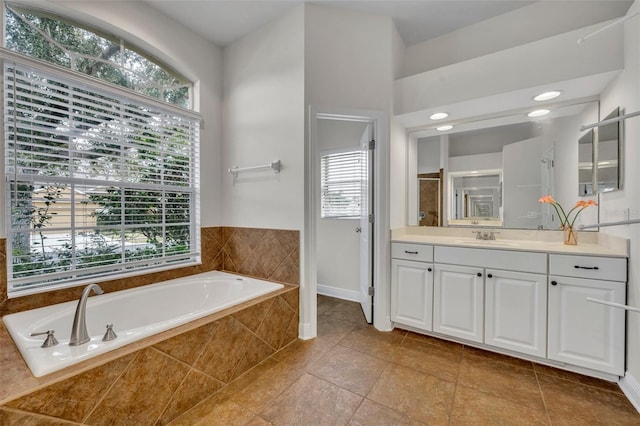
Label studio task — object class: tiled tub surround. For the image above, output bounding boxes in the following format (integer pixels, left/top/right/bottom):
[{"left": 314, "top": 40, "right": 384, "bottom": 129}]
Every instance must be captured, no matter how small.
[
  {"left": 0, "top": 226, "right": 300, "bottom": 317},
  {"left": 5, "top": 271, "right": 285, "bottom": 377},
  {"left": 0, "top": 285, "right": 299, "bottom": 424},
  {"left": 0, "top": 227, "right": 299, "bottom": 408}
]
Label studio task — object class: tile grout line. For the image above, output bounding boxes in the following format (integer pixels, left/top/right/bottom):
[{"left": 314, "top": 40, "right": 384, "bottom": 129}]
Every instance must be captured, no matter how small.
[
  {"left": 1, "top": 406, "right": 85, "bottom": 425},
  {"left": 154, "top": 365, "right": 195, "bottom": 425},
  {"left": 81, "top": 350, "right": 139, "bottom": 424},
  {"left": 533, "top": 368, "right": 554, "bottom": 425}
]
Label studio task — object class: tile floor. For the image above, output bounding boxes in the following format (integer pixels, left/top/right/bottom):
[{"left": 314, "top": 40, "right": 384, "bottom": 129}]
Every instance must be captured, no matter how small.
[{"left": 170, "top": 295, "right": 640, "bottom": 425}]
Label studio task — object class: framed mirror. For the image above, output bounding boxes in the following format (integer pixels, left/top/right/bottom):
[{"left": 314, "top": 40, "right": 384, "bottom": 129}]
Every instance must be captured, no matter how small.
[
  {"left": 595, "top": 107, "right": 623, "bottom": 193},
  {"left": 406, "top": 100, "right": 600, "bottom": 230}
]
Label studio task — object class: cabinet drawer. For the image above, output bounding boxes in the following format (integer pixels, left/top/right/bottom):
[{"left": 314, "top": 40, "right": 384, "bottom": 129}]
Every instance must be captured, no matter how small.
[
  {"left": 392, "top": 243, "right": 433, "bottom": 262},
  {"left": 434, "top": 246, "right": 546, "bottom": 274},
  {"left": 549, "top": 254, "right": 627, "bottom": 282}
]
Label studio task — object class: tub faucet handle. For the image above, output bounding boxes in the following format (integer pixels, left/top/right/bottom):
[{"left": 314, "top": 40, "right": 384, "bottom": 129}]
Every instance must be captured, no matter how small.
[
  {"left": 102, "top": 324, "right": 117, "bottom": 342},
  {"left": 31, "top": 330, "right": 59, "bottom": 348}
]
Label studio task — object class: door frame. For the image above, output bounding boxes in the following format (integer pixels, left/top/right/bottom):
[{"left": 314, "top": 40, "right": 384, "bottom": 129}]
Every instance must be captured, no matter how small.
[{"left": 302, "top": 106, "right": 390, "bottom": 339}]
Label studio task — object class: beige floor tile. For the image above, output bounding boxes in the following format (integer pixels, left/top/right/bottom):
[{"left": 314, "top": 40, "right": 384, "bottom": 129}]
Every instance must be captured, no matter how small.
[
  {"left": 533, "top": 363, "right": 622, "bottom": 393},
  {"left": 259, "top": 373, "right": 362, "bottom": 425},
  {"left": 348, "top": 399, "right": 423, "bottom": 425},
  {"left": 458, "top": 353, "right": 545, "bottom": 411},
  {"left": 538, "top": 373, "right": 640, "bottom": 425},
  {"left": 463, "top": 345, "right": 535, "bottom": 370},
  {"left": 317, "top": 316, "right": 359, "bottom": 344},
  {"left": 308, "top": 344, "right": 388, "bottom": 396},
  {"left": 321, "top": 300, "right": 369, "bottom": 325},
  {"left": 317, "top": 294, "right": 343, "bottom": 315},
  {"left": 367, "top": 363, "right": 455, "bottom": 425},
  {"left": 390, "top": 338, "right": 462, "bottom": 382},
  {"left": 272, "top": 338, "right": 335, "bottom": 368},
  {"left": 172, "top": 398, "right": 264, "bottom": 426},
  {"left": 450, "top": 385, "right": 550, "bottom": 425},
  {"left": 404, "top": 330, "right": 464, "bottom": 352},
  {"left": 230, "top": 359, "right": 305, "bottom": 413},
  {"left": 339, "top": 325, "right": 406, "bottom": 360}
]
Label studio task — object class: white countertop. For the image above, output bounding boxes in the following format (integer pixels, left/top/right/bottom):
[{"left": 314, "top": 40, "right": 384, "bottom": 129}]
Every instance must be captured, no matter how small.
[{"left": 391, "top": 227, "right": 629, "bottom": 258}]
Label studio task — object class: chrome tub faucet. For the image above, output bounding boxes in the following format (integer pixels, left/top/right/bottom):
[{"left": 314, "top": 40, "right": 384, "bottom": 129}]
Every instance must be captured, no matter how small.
[{"left": 69, "top": 284, "right": 104, "bottom": 346}]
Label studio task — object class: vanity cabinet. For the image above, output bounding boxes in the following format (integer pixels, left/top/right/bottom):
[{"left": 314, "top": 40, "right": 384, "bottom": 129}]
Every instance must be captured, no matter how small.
[
  {"left": 391, "top": 243, "right": 434, "bottom": 330},
  {"left": 485, "top": 269, "right": 547, "bottom": 357},
  {"left": 547, "top": 254, "right": 627, "bottom": 376},
  {"left": 433, "top": 263, "right": 484, "bottom": 342},
  {"left": 391, "top": 242, "right": 627, "bottom": 379}
]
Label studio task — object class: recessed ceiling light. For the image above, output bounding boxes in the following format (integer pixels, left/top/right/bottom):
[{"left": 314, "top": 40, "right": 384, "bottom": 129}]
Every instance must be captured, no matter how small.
[
  {"left": 528, "top": 109, "right": 550, "bottom": 118},
  {"left": 533, "top": 91, "right": 562, "bottom": 102},
  {"left": 430, "top": 112, "right": 448, "bottom": 120},
  {"left": 436, "top": 125, "right": 453, "bottom": 131}
]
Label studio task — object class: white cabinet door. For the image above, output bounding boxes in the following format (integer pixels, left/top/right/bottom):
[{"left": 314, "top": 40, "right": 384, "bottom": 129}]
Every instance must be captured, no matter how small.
[
  {"left": 434, "top": 264, "right": 484, "bottom": 342},
  {"left": 548, "top": 275, "right": 626, "bottom": 376},
  {"left": 485, "top": 269, "right": 547, "bottom": 357},
  {"left": 391, "top": 259, "right": 433, "bottom": 330}
]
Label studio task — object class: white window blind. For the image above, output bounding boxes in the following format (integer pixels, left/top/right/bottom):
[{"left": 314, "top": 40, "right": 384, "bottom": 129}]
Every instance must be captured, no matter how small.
[
  {"left": 320, "top": 148, "right": 367, "bottom": 219},
  {"left": 4, "top": 57, "right": 201, "bottom": 295}
]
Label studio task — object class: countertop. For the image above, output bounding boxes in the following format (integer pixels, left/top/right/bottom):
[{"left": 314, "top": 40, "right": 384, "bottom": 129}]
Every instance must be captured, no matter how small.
[{"left": 391, "top": 227, "right": 629, "bottom": 258}]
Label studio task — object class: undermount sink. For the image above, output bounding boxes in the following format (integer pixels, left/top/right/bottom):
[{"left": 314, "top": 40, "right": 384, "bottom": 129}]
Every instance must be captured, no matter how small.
[{"left": 451, "top": 238, "right": 521, "bottom": 248}]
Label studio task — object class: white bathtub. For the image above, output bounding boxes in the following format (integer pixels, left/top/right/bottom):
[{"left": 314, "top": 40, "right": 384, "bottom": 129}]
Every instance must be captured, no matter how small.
[{"left": 3, "top": 271, "right": 284, "bottom": 377}]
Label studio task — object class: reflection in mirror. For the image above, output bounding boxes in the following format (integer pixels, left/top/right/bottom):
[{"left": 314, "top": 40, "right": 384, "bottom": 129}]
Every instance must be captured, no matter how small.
[
  {"left": 596, "top": 107, "right": 622, "bottom": 193},
  {"left": 578, "top": 129, "right": 594, "bottom": 196},
  {"left": 450, "top": 171, "right": 502, "bottom": 226},
  {"left": 407, "top": 101, "right": 600, "bottom": 230}
]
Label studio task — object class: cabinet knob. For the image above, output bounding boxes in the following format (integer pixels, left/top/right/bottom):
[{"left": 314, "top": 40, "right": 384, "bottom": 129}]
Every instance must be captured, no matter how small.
[
  {"left": 477, "top": 272, "right": 482, "bottom": 277},
  {"left": 551, "top": 280, "right": 558, "bottom": 286},
  {"left": 427, "top": 267, "right": 432, "bottom": 272},
  {"left": 487, "top": 273, "right": 493, "bottom": 278}
]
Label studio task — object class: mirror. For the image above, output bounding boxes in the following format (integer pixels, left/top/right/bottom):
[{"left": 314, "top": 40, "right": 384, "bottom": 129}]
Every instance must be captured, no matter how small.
[
  {"left": 578, "top": 129, "right": 594, "bottom": 196},
  {"left": 449, "top": 171, "right": 502, "bottom": 226},
  {"left": 595, "top": 107, "right": 622, "bottom": 193},
  {"left": 407, "top": 101, "right": 600, "bottom": 230}
]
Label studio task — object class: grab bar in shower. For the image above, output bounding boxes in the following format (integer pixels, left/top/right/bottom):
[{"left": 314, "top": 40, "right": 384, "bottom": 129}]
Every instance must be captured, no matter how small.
[{"left": 228, "top": 160, "right": 281, "bottom": 178}]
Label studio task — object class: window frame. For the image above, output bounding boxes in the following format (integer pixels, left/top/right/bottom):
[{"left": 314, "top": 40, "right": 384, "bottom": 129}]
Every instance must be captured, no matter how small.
[
  {"left": 2, "top": 48, "right": 202, "bottom": 297},
  {"left": 320, "top": 145, "right": 367, "bottom": 220}
]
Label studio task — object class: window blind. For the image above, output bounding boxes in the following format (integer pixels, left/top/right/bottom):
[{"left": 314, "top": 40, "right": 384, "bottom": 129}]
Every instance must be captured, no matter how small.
[
  {"left": 320, "top": 149, "right": 367, "bottom": 219},
  {"left": 4, "top": 58, "right": 201, "bottom": 295}
]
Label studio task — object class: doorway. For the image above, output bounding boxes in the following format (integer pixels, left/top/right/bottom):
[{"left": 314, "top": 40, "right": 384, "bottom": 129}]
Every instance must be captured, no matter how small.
[{"left": 314, "top": 115, "right": 374, "bottom": 324}]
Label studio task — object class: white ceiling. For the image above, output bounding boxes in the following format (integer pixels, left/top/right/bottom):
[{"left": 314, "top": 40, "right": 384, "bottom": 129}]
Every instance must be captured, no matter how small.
[{"left": 145, "top": 0, "right": 538, "bottom": 47}]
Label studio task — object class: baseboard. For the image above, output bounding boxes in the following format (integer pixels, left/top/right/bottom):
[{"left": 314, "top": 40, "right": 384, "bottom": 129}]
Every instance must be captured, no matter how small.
[
  {"left": 620, "top": 371, "right": 640, "bottom": 414},
  {"left": 317, "top": 283, "right": 361, "bottom": 302},
  {"left": 298, "top": 321, "right": 314, "bottom": 340}
]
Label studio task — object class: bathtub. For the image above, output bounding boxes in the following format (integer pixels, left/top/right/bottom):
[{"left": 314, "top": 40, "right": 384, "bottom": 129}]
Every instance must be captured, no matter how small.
[{"left": 3, "top": 271, "right": 284, "bottom": 377}]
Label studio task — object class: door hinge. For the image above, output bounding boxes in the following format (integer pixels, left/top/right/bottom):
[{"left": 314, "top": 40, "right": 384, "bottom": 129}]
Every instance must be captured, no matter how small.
[
  {"left": 369, "top": 214, "right": 375, "bottom": 223},
  {"left": 369, "top": 139, "right": 375, "bottom": 150},
  {"left": 368, "top": 286, "right": 375, "bottom": 296}
]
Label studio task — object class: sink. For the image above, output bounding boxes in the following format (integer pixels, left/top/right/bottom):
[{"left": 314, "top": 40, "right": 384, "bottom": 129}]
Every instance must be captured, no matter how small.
[{"left": 451, "top": 239, "right": 521, "bottom": 248}]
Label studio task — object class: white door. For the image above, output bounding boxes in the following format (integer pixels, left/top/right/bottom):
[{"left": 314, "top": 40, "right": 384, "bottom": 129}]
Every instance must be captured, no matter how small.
[
  {"left": 433, "top": 264, "right": 484, "bottom": 342},
  {"left": 485, "top": 269, "right": 547, "bottom": 357},
  {"left": 359, "top": 124, "right": 373, "bottom": 323},
  {"left": 548, "top": 275, "right": 626, "bottom": 375},
  {"left": 391, "top": 259, "right": 433, "bottom": 330}
]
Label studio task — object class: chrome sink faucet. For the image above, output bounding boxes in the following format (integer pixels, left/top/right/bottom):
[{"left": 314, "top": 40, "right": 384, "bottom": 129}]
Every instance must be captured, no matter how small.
[
  {"left": 472, "top": 230, "right": 499, "bottom": 240},
  {"left": 69, "top": 284, "right": 104, "bottom": 346}
]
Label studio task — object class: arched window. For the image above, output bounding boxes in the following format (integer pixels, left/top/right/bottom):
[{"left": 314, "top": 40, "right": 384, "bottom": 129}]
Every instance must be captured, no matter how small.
[
  {"left": 5, "top": 4, "right": 191, "bottom": 108},
  {"left": 3, "top": 4, "right": 201, "bottom": 296}
]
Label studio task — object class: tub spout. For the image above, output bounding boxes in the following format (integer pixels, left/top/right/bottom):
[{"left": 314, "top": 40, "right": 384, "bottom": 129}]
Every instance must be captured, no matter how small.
[{"left": 69, "top": 284, "right": 104, "bottom": 346}]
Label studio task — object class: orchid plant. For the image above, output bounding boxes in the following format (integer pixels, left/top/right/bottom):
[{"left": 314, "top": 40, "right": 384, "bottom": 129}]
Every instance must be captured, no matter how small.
[{"left": 538, "top": 195, "right": 598, "bottom": 229}]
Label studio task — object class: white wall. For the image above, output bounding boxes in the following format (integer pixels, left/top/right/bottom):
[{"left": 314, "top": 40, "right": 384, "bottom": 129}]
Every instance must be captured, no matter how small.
[
  {"left": 417, "top": 137, "right": 441, "bottom": 173},
  {"left": 596, "top": 1, "right": 640, "bottom": 392},
  {"left": 305, "top": 3, "right": 395, "bottom": 332},
  {"left": 1, "top": 0, "right": 224, "bottom": 232},
  {"left": 222, "top": 6, "right": 305, "bottom": 230},
  {"left": 449, "top": 152, "right": 502, "bottom": 173},
  {"left": 316, "top": 119, "right": 366, "bottom": 299},
  {"left": 403, "top": 1, "right": 632, "bottom": 78}
]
